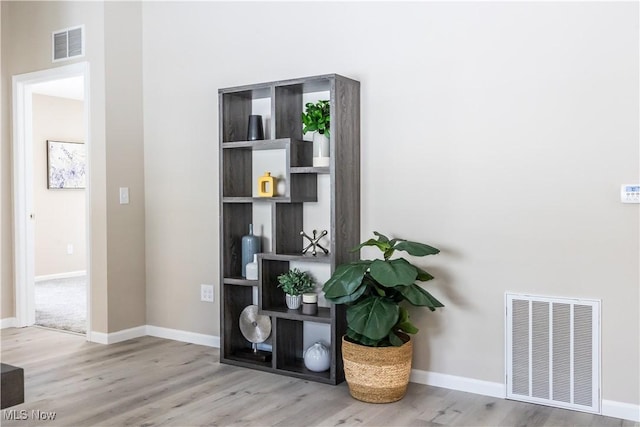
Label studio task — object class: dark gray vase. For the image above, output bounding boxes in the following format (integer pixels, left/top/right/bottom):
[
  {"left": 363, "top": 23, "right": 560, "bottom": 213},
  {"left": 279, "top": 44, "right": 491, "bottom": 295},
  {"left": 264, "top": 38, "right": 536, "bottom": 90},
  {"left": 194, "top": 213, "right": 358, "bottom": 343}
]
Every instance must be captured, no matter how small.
[
  {"left": 247, "top": 115, "right": 264, "bottom": 141},
  {"left": 241, "top": 224, "right": 260, "bottom": 278}
]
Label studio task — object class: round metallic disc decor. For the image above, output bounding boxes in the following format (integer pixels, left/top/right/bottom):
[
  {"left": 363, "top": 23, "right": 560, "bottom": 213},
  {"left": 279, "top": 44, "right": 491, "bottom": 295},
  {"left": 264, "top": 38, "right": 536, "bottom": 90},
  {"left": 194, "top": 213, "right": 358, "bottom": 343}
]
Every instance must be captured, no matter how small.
[{"left": 239, "top": 305, "right": 272, "bottom": 344}]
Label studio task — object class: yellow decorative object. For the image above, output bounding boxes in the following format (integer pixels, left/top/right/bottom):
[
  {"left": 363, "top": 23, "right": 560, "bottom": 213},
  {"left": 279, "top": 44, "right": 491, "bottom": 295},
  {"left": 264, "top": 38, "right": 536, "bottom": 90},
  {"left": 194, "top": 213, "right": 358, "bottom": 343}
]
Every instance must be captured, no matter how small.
[{"left": 258, "top": 172, "right": 275, "bottom": 197}]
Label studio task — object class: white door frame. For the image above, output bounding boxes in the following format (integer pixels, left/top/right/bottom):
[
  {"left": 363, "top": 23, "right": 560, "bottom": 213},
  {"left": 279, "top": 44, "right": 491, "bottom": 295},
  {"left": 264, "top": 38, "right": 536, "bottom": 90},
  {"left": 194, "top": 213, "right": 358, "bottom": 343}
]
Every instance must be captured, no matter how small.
[{"left": 12, "top": 62, "right": 92, "bottom": 339}]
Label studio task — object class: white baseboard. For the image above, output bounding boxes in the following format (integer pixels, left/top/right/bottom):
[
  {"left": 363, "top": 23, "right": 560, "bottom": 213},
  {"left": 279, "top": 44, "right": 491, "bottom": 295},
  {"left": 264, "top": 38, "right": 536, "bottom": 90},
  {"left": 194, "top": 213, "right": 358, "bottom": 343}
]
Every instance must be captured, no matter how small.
[
  {"left": 89, "top": 325, "right": 146, "bottom": 345},
  {"left": 602, "top": 400, "right": 640, "bottom": 422},
  {"left": 88, "top": 324, "right": 220, "bottom": 348},
  {"left": 1, "top": 317, "right": 17, "bottom": 329},
  {"left": 146, "top": 325, "right": 220, "bottom": 348},
  {"left": 410, "top": 368, "right": 506, "bottom": 398},
  {"left": 35, "top": 270, "right": 86, "bottom": 282},
  {"left": 410, "top": 369, "right": 639, "bottom": 422}
]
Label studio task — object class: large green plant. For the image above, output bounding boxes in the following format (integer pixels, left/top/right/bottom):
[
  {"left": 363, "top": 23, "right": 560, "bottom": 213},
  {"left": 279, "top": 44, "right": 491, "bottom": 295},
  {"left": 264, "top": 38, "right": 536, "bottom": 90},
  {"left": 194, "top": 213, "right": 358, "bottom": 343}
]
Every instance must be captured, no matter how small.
[
  {"left": 301, "top": 100, "right": 330, "bottom": 138},
  {"left": 322, "top": 232, "right": 444, "bottom": 347}
]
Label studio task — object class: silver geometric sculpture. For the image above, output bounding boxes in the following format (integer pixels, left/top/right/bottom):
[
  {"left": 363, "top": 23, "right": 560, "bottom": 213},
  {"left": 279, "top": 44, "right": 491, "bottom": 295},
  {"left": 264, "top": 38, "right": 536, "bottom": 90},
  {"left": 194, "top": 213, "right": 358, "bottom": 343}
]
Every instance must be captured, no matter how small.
[{"left": 300, "top": 229, "right": 329, "bottom": 256}]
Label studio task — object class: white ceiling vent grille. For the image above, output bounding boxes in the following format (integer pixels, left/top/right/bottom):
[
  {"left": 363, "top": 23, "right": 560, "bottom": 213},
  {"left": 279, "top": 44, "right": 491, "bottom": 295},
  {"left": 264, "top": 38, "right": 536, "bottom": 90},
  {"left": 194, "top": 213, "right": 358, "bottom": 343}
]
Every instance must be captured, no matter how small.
[
  {"left": 52, "top": 26, "right": 84, "bottom": 62},
  {"left": 505, "top": 293, "right": 600, "bottom": 414}
]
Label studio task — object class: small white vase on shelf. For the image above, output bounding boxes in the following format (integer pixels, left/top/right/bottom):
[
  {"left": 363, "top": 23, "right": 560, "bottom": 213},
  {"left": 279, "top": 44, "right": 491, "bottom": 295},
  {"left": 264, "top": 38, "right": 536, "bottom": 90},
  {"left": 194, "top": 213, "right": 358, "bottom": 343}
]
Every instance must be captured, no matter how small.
[
  {"left": 313, "top": 132, "right": 330, "bottom": 167},
  {"left": 245, "top": 254, "right": 258, "bottom": 280}
]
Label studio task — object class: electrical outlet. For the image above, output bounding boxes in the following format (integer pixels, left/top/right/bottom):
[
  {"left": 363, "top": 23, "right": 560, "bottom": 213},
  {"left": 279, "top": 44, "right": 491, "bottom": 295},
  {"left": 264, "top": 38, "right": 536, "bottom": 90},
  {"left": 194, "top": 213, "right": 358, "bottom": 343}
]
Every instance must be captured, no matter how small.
[{"left": 200, "top": 284, "right": 214, "bottom": 302}]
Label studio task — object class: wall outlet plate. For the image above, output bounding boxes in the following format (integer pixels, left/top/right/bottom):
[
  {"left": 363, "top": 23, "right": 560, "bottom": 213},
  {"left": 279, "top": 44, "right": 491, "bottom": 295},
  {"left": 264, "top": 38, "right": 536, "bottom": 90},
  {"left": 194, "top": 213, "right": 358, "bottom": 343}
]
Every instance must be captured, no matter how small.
[{"left": 200, "top": 284, "right": 214, "bottom": 302}]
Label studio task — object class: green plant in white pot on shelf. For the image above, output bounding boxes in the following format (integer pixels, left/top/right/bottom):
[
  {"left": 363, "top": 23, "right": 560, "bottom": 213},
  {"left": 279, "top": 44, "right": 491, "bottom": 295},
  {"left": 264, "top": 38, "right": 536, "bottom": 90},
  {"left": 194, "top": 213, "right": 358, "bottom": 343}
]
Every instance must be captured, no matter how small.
[
  {"left": 301, "top": 100, "right": 330, "bottom": 167},
  {"left": 277, "top": 268, "right": 315, "bottom": 310},
  {"left": 322, "top": 231, "right": 444, "bottom": 403}
]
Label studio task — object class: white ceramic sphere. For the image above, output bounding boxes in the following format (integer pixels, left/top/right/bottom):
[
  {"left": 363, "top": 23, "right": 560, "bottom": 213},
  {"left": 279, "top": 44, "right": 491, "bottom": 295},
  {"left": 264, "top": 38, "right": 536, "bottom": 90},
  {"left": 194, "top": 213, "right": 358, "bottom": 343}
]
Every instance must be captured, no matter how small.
[{"left": 304, "top": 342, "right": 331, "bottom": 372}]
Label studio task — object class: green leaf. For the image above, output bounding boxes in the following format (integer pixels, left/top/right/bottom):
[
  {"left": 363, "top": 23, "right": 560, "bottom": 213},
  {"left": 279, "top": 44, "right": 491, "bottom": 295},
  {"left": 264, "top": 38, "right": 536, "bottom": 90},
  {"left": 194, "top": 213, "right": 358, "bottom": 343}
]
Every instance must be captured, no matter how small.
[
  {"left": 373, "top": 231, "right": 389, "bottom": 242},
  {"left": 394, "top": 307, "right": 419, "bottom": 334},
  {"left": 394, "top": 240, "right": 440, "bottom": 257},
  {"left": 322, "top": 262, "right": 370, "bottom": 299},
  {"left": 369, "top": 258, "right": 417, "bottom": 287},
  {"left": 383, "top": 247, "right": 395, "bottom": 260},
  {"left": 346, "top": 327, "right": 384, "bottom": 347},
  {"left": 396, "top": 319, "right": 419, "bottom": 334},
  {"left": 399, "top": 284, "right": 444, "bottom": 309},
  {"left": 388, "top": 330, "right": 404, "bottom": 346},
  {"left": 347, "top": 296, "right": 399, "bottom": 340},
  {"left": 326, "top": 283, "right": 367, "bottom": 304},
  {"left": 351, "top": 238, "right": 388, "bottom": 253},
  {"left": 415, "top": 266, "right": 435, "bottom": 282}
]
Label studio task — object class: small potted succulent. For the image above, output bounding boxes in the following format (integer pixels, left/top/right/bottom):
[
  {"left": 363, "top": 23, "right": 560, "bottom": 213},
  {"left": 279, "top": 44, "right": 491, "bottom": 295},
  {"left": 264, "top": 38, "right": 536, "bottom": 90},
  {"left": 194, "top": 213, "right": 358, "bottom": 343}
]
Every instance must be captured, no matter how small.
[
  {"left": 277, "top": 268, "right": 315, "bottom": 310},
  {"left": 301, "top": 100, "right": 330, "bottom": 167}
]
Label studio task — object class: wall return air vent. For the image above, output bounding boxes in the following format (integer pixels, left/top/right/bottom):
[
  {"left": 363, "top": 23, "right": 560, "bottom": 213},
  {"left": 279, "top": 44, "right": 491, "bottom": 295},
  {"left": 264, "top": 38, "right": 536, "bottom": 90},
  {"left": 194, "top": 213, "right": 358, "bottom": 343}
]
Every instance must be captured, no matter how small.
[
  {"left": 52, "top": 25, "right": 84, "bottom": 62},
  {"left": 505, "top": 293, "right": 600, "bottom": 414}
]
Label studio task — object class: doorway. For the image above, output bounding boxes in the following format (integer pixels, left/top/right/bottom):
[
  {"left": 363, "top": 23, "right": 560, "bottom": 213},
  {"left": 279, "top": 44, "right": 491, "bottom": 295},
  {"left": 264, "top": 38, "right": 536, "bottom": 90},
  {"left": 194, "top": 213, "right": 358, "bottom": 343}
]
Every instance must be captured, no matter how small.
[{"left": 12, "top": 63, "right": 91, "bottom": 338}]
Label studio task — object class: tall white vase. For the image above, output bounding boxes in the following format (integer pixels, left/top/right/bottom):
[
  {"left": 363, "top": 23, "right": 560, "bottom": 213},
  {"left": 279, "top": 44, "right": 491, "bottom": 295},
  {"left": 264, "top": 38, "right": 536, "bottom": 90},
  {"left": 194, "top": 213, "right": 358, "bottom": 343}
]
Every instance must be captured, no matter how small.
[{"left": 313, "top": 132, "right": 330, "bottom": 167}]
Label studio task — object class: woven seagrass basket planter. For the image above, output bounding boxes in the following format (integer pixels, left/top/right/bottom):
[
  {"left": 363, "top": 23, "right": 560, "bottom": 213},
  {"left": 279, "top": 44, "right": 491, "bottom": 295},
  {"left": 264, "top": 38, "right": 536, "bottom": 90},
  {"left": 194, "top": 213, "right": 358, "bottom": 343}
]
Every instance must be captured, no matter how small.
[{"left": 341, "top": 336, "right": 413, "bottom": 403}]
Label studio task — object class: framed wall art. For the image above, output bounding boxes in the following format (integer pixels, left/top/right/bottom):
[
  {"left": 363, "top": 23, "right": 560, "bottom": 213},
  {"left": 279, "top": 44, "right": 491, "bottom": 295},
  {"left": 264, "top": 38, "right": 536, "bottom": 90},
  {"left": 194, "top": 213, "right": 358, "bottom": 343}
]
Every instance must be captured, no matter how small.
[{"left": 47, "top": 140, "right": 86, "bottom": 189}]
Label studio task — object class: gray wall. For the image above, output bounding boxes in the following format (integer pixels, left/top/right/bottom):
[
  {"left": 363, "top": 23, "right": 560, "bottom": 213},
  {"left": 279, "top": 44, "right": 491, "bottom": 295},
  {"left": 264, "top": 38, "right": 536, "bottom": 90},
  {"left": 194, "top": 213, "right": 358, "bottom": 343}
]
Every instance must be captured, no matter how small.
[{"left": 141, "top": 2, "right": 638, "bottom": 405}]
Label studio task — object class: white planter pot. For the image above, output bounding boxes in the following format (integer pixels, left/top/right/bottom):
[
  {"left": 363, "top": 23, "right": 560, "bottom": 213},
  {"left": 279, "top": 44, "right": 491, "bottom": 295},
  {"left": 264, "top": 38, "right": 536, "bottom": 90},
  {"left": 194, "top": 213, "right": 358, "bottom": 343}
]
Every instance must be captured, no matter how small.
[
  {"left": 313, "top": 133, "right": 330, "bottom": 167},
  {"left": 285, "top": 294, "right": 302, "bottom": 310}
]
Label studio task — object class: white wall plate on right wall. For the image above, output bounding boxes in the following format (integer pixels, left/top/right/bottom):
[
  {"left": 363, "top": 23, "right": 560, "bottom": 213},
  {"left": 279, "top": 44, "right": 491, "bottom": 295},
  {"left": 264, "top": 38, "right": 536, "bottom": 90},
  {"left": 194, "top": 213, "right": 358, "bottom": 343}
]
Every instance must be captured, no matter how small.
[{"left": 620, "top": 184, "right": 640, "bottom": 203}]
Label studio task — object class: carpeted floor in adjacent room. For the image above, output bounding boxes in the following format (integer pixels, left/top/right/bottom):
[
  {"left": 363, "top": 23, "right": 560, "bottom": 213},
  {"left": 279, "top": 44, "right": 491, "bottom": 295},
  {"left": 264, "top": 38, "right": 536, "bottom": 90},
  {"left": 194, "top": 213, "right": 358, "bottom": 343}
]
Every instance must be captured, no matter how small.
[{"left": 35, "top": 276, "right": 86, "bottom": 334}]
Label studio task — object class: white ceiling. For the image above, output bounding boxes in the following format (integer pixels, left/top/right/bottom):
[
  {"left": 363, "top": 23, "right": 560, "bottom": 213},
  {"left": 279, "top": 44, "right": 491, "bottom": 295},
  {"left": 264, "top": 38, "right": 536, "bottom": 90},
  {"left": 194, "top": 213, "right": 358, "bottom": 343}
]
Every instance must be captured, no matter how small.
[{"left": 31, "top": 76, "right": 84, "bottom": 101}]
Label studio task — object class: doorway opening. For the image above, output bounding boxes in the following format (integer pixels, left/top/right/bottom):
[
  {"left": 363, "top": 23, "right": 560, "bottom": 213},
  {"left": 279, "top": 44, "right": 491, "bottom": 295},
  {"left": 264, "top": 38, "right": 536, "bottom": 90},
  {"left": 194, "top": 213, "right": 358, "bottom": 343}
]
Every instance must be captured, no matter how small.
[
  {"left": 31, "top": 77, "right": 86, "bottom": 334},
  {"left": 12, "top": 63, "right": 92, "bottom": 338}
]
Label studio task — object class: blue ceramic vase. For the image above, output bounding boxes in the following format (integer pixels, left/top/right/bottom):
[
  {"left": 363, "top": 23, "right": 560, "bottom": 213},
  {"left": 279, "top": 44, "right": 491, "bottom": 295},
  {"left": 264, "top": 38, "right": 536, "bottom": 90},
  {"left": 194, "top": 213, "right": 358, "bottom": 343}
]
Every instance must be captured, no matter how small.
[{"left": 241, "top": 224, "right": 260, "bottom": 278}]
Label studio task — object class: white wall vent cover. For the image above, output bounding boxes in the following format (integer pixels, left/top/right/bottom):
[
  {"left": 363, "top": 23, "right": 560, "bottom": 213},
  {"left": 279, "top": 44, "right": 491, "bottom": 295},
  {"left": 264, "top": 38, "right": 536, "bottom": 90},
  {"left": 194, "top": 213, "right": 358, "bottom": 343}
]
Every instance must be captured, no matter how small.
[
  {"left": 505, "top": 293, "right": 600, "bottom": 414},
  {"left": 52, "top": 26, "right": 84, "bottom": 62}
]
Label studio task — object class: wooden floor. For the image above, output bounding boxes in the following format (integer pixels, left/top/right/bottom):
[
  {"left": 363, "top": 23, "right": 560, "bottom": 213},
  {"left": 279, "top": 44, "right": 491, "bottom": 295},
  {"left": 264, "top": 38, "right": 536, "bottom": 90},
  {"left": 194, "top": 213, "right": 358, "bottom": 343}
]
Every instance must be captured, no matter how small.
[{"left": 0, "top": 328, "right": 636, "bottom": 427}]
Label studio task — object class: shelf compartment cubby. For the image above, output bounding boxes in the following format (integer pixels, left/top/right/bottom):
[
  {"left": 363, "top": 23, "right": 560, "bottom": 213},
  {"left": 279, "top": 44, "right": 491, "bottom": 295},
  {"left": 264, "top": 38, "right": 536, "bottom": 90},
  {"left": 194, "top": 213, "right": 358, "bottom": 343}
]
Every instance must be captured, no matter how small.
[
  {"left": 258, "top": 255, "right": 332, "bottom": 323},
  {"left": 275, "top": 318, "right": 332, "bottom": 383},
  {"left": 222, "top": 203, "right": 253, "bottom": 279},
  {"left": 272, "top": 203, "right": 303, "bottom": 254},
  {"left": 222, "top": 148, "right": 252, "bottom": 198},
  {"left": 223, "top": 138, "right": 316, "bottom": 202},
  {"left": 220, "top": 86, "right": 272, "bottom": 143},
  {"left": 221, "top": 283, "right": 273, "bottom": 370},
  {"left": 257, "top": 257, "right": 290, "bottom": 314}
]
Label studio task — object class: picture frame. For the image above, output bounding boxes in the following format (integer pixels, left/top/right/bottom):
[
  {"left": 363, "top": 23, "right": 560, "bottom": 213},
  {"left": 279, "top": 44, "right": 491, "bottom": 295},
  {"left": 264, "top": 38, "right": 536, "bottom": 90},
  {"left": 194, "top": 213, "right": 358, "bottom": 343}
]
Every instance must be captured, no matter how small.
[{"left": 47, "top": 140, "right": 86, "bottom": 189}]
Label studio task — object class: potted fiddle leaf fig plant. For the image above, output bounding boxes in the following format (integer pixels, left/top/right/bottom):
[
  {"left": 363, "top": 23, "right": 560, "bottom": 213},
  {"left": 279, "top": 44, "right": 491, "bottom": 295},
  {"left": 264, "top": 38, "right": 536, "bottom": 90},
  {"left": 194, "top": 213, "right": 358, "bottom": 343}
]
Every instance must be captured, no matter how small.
[
  {"left": 301, "top": 100, "right": 330, "bottom": 167},
  {"left": 277, "top": 268, "right": 315, "bottom": 310},
  {"left": 322, "top": 231, "right": 444, "bottom": 403}
]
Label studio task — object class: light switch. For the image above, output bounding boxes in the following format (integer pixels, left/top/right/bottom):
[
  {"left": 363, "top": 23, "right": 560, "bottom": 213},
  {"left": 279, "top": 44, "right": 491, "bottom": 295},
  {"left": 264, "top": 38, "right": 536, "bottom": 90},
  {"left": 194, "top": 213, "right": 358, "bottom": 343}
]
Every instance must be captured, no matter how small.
[{"left": 119, "top": 187, "right": 130, "bottom": 204}]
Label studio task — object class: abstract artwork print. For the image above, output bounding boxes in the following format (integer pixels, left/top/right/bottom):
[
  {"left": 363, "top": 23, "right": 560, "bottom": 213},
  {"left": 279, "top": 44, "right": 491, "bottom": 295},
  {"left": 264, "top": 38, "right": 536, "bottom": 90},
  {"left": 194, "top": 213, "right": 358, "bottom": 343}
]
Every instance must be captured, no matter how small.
[{"left": 47, "top": 140, "right": 86, "bottom": 189}]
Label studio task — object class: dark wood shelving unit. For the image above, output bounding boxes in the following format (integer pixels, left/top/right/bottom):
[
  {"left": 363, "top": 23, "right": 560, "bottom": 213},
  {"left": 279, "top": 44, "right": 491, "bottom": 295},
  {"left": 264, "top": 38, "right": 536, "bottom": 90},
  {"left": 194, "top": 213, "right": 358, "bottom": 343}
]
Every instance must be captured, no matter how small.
[{"left": 219, "top": 74, "right": 360, "bottom": 384}]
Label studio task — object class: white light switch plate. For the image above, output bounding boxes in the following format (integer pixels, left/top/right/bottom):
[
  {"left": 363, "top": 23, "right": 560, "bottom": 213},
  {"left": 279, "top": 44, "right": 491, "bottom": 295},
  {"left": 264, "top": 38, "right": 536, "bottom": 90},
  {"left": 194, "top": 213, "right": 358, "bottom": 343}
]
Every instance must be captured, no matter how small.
[
  {"left": 119, "top": 187, "right": 129, "bottom": 204},
  {"left": 621, "top": 184, "right": 640, "bottom": 203}
]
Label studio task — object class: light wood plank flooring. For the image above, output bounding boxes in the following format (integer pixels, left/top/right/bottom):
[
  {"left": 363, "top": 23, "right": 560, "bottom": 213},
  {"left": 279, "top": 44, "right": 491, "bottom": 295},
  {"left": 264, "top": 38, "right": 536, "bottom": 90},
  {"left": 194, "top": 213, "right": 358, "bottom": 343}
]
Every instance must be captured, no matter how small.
[{"left": 1, "top": 327, "right": 636, "bottom": 427}]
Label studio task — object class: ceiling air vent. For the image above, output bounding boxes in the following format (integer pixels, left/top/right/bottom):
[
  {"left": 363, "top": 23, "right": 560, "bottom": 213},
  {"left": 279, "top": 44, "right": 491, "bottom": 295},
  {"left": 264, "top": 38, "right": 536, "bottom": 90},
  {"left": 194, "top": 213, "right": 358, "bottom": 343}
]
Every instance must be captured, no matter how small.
[{"left": 52, "top": 26, "right": 84, "bottom": 62}]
